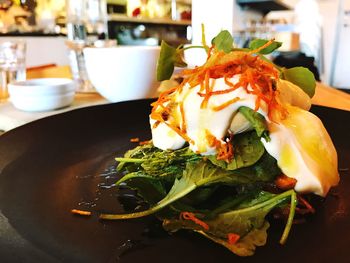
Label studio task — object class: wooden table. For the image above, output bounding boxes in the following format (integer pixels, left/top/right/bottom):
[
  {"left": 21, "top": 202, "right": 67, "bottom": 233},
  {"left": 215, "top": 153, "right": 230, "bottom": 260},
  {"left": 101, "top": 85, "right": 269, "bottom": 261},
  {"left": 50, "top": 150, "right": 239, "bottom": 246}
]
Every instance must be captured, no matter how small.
[
  {"left": 312, "top": 82, "right": 350, "bottom": 112},
  {"left": 0, "top": 65, "right": 107, "bottom": 134},
  {"left": 0, "top": 65, "right": 349, "bottom": 135}
]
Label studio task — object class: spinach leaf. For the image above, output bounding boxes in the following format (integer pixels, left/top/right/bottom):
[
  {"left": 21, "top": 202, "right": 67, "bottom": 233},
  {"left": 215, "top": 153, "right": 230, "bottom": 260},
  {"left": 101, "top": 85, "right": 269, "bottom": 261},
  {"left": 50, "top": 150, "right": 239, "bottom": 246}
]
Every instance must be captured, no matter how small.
[
  {"left": 208, "top": 131, "right": 265, "bottom": 170},
  {"left": 238, "top": 106, "right": 270, "bottom": 141},
  {"left": 233, "top": 152, "right": 281, "bottom": 182},
  {"left": 122, "top": 175, "right": 167, "bottom": 205},
  {"left": 282, "top": 66, "right": 316, "bottom": 98},
  {"left": 156, "top": 41, "right": 176, "bottom": 81},
  {"left": 102, "top": 154, "right": 281, "bottom": 220},
  {"left": 248, "top": 39, "right": 282, "bottom": 54},
  {"left": 211, "top": 30, "right": 234, "bottom": 53},
  {"left": 101, "top": 161, "right": 232, "bottom": 219},
  {"left": 156, "top": 41, "right": 187, "bottom": 81}
]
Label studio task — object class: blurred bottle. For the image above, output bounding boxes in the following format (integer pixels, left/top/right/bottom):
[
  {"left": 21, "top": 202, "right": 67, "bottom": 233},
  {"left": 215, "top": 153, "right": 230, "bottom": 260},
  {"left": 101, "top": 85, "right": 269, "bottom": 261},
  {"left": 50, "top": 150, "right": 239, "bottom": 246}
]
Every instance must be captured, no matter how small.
[
  {"left": 66, "top": 0, "right": 108, "bottom": 93},
  {"left": 0, "top": 0, "right": 13, "bottom": 11},
  {"left": 20, "top": 0, "right": 37, "bottom": 25}
]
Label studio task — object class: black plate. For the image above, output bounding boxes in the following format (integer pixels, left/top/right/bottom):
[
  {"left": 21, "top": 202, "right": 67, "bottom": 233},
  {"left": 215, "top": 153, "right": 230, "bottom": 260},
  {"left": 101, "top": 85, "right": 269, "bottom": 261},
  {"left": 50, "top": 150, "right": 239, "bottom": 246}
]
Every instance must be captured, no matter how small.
[{"left": 0, "top": 99, "right": 349, "bottom": 263}]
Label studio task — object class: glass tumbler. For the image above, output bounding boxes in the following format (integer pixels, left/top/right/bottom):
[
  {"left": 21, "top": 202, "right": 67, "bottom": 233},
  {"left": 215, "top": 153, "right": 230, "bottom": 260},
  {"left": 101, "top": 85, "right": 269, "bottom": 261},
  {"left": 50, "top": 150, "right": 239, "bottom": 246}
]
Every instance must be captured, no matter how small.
[
  {"left": 0, "top": 40, "right": 26, "bottom": 102},
  {"left": 66, "top": 0, "right": 108, "bottom": 93}
]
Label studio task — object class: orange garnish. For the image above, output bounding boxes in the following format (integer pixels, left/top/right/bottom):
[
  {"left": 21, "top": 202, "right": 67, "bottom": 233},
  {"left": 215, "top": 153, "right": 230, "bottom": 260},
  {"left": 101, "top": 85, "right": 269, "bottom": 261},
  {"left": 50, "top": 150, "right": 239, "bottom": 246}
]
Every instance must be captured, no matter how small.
[
  {"left": 139, "top": 140, "right": 151, "bottom": 145},
  {"left": 227, "top": 233, "right": 240, "bottom": 245},
  {"left": 130, "top": 138, "right": 140, "bottom": 143},
  {"left": 205, "top": 129, "right": 234, "bottom": 162},
  {"left": 275, "top": 174, "right": 297, "bottom": 190},
  {"left": 180, "top": 212, "right": 209, "bottom": 231},
  {"left": 211, "top": 97, "right": 241, "bottom": 111},
  {"left": 71, "top": 209, "right": 92, "bottom": 216},
  {"left": 151, "top": 40, "right": 286, "bottom": 159}
]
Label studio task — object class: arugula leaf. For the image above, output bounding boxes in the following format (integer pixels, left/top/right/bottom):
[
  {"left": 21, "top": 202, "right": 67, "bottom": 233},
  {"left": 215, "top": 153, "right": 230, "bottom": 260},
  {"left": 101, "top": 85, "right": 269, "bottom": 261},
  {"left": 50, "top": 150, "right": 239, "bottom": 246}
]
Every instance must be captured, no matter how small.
[
  {"left": 208, "top": 131, "right": 264, "bottom": 171},
  {"left": 204, "top": 191, "right": 285, "bottom": 238},
  {"left": 156, "top": 41, "right": 188, "bottom": 81},
  {"left": 282, "top": 67, "right": 316, "bottom": 98},
  {"left": 238, "top": 106, "right": 270, "bottom": 141},
  {"left": 249, "top": 39, "right": 282, "bottom": 55},
  {"left": 163, "top": 190, "right": 296, "bottom": 256},
  {"left": 211, "top": 30, "right": 234, "bottom": 53}
]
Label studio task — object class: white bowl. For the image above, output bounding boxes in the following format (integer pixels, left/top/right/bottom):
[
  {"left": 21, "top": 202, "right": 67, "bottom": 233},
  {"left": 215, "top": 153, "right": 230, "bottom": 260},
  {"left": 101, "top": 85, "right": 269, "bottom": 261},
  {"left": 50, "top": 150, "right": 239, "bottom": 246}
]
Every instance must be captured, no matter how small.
[
  {"left": 8, "top": 78, "right": 75, "bottom": 112},
  {"left": 83, "top": 46, "right": 160, "bottom": 102}
]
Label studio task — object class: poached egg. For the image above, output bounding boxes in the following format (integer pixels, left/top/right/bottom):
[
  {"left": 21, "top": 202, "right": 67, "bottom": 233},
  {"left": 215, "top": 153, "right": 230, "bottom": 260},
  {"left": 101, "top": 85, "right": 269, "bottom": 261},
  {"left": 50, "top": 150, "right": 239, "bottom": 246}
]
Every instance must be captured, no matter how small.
[{"left": 150, "top": 75, "right": 339, "bottom": 196}]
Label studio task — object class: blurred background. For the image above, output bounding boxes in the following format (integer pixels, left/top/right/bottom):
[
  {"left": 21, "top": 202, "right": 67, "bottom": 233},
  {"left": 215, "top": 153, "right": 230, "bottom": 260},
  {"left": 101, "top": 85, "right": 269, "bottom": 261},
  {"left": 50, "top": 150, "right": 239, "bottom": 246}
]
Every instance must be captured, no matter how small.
[{"left": 0, "top": 0, "right": 349, "bottom": 89}]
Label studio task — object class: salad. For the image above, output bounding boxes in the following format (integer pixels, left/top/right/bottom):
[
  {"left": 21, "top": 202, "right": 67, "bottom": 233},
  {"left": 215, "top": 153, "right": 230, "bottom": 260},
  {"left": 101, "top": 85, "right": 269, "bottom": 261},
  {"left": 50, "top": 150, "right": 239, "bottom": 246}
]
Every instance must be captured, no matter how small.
[{"left": 100, "top": 30, "right": 339, "bottom": 256}]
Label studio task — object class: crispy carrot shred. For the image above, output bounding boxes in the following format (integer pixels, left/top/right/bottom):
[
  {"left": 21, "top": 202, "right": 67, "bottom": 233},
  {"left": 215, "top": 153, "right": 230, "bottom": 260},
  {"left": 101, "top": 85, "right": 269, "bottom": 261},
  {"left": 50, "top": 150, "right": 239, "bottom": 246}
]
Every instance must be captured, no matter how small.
[
  {"left": 275, "top": 174, "right": 297, "bottom": 190},
  {"left": 139, "top": 140, "right": 151, "bottom": 145},
  {"left": 180, "top": 212, "right": 209, "bottom": 231},
  {"left": 71, "top": 209, "right": 92, "bottom": 216},
  {"left": 211, "top": 97, "right": 241, "bottom": 111},
  {"left": 205, "top": 129, "right": 234, "bottom": 162},
  {"left": 130, "top": 137, "right": 140, "bottom": 143},
  {"left": 227, "top": 233, "right": 240, "bottom": 245},
  {"left": 150, "top": 39, "right": 286, "bottom": 159}
]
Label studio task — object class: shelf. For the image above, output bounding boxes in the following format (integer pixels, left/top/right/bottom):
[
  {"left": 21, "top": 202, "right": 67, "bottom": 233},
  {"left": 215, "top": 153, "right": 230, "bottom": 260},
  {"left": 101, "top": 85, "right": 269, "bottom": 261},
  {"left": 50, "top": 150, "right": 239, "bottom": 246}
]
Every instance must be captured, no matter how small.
[
  {"left": 237, "top": 0, "right": 291, "bottom": 15},
  {"left": 108, "top": 14, "right": 191, "bottom": 26}
]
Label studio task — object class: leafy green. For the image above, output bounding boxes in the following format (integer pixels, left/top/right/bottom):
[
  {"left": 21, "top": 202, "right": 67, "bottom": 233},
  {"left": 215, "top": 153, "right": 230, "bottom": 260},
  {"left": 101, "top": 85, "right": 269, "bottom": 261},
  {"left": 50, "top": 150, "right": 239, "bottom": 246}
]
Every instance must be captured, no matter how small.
[
  {"left": 101, "top": 160, "right": 239, "bottom": 219},
  {"left": 208, "top": 131, "right": 264, "bottom": 170},
  {"left": 238, "top": 106, "right": 270, "bottom": 141},
  {"left": 156, "top": 41, "right": 176, "bottom": 81},
  {"left": 280, "top": 190, "right": 297, "bottom": 244},
  {"left": 233, "top": 152, "right": 281, "bottom": 182},
  {"left": 249, "top": 39, "right": 282, "bottom": 54},
  {"left": 211, "top": 30, "right": 234, "bottom": 53},
  {"left": 163, "top": 190, "right": 296, "bottom": 256},
  {"left": 156, "top": 41, "right": 187, "bottom": 81},
  {"left": 198, "top": 222, "right": 269, "bottom": 257},
  {"left": 121, "top": 176, "right": 167, "bottom": 205},
  {"left": 102, "top": 151, "right": 282, "bottom": 221},
  {"left": 282, "top": 67, "right": 316, "bottom": 98},
  {"left": 156, "top": 30, "right": 236, "bottom": 81},
  {"left": 116, "top": 144, "right": 201, "bottom": 177},
  {"left": 206, "top": 190, "right": 288, "bottom": 237}
]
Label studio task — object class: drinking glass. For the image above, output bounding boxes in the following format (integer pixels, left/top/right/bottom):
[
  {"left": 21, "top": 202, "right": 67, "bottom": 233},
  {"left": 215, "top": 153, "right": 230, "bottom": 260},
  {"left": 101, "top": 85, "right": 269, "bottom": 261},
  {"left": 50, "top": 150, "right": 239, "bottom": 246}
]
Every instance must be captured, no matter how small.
[
  {"left": 0, "top": 40, "right": 26, "bottom": 102},
  {"left": 66, "top": 0, "right": 108, "bottom": 93}
]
